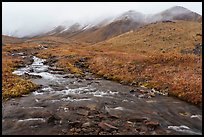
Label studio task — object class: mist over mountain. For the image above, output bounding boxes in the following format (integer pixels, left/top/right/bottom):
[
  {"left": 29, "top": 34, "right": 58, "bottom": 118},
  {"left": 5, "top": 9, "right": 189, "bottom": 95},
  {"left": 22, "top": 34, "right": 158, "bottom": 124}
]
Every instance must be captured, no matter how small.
[{"left": 25, "top": 6, "right": 201, "bottom": 43}]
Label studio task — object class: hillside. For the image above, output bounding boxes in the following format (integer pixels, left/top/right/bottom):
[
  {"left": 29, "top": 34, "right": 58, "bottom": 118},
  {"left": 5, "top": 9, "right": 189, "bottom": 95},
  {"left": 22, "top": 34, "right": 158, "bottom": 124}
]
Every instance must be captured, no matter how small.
[
  {"left": 87, "top": 20, "right": 202, "bottom": 105},
  {"left": 95, "top": 20, "right": 202, "bottom": 54},
  {"left": 33, "top": 6, "right": 201, "bottom": 44},
  {"left": 147, "top": 6, "right": 202, "bottom": 23},
  {"left": 2, "top": 35, "right": 25, "bottom": 45},
  {"left": 67, "top": 19, "right": 144, "bottom": 43},
  {"left": 158, "top": 6, "right": 201, "bottom": 22}
]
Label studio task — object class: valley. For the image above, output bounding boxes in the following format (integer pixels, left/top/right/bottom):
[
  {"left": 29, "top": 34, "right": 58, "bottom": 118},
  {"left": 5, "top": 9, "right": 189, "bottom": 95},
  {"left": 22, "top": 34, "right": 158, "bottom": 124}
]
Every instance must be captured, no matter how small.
[{"left": 2, "top": 5, "right": 202, "bottom": 135}]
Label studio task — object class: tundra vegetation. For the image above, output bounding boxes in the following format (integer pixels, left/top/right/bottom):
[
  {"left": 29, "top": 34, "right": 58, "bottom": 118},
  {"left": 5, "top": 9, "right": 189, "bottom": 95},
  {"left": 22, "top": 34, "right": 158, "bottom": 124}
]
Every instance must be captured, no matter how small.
[{"left": 2, "top": 20, "right": 202, "bottom": 106}]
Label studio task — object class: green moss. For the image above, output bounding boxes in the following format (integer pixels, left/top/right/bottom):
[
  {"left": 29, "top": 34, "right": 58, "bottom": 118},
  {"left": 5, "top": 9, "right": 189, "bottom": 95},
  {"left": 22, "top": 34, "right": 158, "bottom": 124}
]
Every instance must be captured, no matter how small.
[
  {"left": 138, "top": 81, "right": 152, "bottom": 88},
  {"left": 111, "top": 75, "right": 122, "bottom": 82},
  {"left": 154, "top": 63, "right": 161, "bottom": 68},
  {"left": 131, "top": 60, "right": 141, "bottom": 65},
  {"left": 67, "top": 62, "right": 83, "bottom": 75},
  {"left": 2, "top": 77, "right": 38, "bottom": 100}
]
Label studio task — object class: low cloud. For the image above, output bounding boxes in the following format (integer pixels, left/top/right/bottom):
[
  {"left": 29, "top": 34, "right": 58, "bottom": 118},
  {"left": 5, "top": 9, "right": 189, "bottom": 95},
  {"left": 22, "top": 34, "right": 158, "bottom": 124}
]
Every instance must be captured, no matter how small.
[{"left": 2, "top": 2, "right": 202, "bottom": 37}]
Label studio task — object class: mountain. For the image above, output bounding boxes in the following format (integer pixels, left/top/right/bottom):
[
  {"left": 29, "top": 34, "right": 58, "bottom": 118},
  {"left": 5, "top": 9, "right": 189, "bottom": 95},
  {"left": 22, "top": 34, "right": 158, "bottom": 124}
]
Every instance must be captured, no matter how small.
[
  {"left": 56, "top": 23, "right": 86, "bottom": 37},
  {"left": 35, "top": 10, "right": 146, "bottom": 43},
  {"left": 70, "top": 19, "right": 143, "bottom": 43},
  {"left": 147, "top": 6, "right": 202, "bottom": 23},
  {"left": 31, "top": 6, "right": 202, "bottom": 43},
  {"left": 40, "top": 25, "right": 66, "bottom": 36},
  {"left": 114, "top": 10, "right": 145, "bottom": 22}
]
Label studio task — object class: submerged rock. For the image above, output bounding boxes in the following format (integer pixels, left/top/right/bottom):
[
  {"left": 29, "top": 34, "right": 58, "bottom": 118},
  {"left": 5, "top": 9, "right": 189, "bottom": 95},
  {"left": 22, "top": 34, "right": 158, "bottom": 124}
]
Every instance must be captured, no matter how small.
[
  {"left": 49, "top": 67, "right": 64, "bottom": 71},
  {"left": 129, "top": 89, "right": 136, "bottom": 93},
  {"left": 63, "top": 74, "right": 75, "bottom": 78},
  {"left": 23, "top": 73, "right": 42, "bottom": 79},
  {"left": 68, "top": 121, "right": 82, "bottom": 127},
  {"left": 98, "top": 122, "right": 118, "bottom": 131},
  {"left": 144, "top": 120, "right": 160, "bottom": 130},
  {"left": 47, "top": 114, "right": 61, "bottom": 125},
  {"left": 128, "top": 117, "right": 149, "bottom": 123},
  {"left": 82, "top": 122, "right": 91, "bottom": 128}
]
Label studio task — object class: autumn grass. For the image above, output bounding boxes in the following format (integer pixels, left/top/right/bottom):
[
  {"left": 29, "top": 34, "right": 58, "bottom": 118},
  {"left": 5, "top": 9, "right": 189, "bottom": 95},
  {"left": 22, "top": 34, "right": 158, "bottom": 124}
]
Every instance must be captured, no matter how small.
[
  {"left": 57, "top": 59, "right": 83, "bottom": 75},
  {"left": 2, "top": 20, "right": 202, "bottom": 105},
  {"left": 35, "top": 21, "right": 202, "bottom": 105},
  {"left": 35, "top": 42, "right": 202, "bottom": 105},
  {"left": 36, "top": 44, "right": 87, "bottom": 75},
  {"left": 2, "top": 46, "right": 38, "bottom": 100},
  {"left": 85, "top": 21, "right": 202, "bottom": 105}
]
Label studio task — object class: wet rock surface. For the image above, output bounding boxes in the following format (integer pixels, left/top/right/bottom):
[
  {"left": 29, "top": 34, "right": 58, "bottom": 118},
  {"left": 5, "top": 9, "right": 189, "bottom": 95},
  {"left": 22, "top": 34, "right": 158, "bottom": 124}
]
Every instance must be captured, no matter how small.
[{"left": 2, "top": 52, "right": 202, "bottom": 135}]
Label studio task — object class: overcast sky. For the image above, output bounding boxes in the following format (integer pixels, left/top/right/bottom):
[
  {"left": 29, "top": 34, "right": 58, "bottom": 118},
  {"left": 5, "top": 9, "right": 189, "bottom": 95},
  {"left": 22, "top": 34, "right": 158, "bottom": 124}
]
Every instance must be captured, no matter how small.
[{"left": 2, "top": 2, "right": 202, "bottom": 37}]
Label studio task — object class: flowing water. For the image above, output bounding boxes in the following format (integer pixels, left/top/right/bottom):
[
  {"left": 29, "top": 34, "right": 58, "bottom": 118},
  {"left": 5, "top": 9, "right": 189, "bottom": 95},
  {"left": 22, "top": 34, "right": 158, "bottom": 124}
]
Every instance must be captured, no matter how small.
[{"left": 2, "top": 55, "right": 202, "bottom": 135}]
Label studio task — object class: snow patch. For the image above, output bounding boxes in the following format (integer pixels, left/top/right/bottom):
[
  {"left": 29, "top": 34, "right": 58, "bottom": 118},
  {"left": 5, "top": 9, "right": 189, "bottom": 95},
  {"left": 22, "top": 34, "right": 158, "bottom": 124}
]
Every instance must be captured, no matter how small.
[{"left": 59, "top": 28, "right": 69, "bottom": 33}]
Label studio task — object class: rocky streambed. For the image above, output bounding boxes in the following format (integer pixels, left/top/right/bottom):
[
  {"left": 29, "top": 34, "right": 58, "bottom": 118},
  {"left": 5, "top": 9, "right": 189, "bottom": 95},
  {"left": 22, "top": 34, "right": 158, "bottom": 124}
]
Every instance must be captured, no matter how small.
[{"left": 2, "top": 52, "right": 202, "bottom": 135}]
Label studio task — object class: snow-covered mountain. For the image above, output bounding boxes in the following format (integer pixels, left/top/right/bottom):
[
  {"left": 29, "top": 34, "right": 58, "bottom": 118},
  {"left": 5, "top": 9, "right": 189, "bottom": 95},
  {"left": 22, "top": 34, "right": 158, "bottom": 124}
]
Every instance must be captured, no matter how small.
[
  {"left": 114, "top": 10, "right": 145, "bottom": 23},
  {"left": 146, "top": 6, "right": 202, "bottom": 23}
]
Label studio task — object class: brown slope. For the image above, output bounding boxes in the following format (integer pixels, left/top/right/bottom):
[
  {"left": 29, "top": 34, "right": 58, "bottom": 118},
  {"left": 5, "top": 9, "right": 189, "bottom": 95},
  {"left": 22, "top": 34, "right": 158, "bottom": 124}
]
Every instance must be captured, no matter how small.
[
  {"left": 67, "top": 19, "right": 144, "bottom": 43},
  {"left": 2, "top": 35, "right": 25, "bottom": 45},
  {"left": 95, "top": 20, "right": 202, "bottom": 54},
  {"left": 27, "top": 35, "right": 85, "bottom": 46}
]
